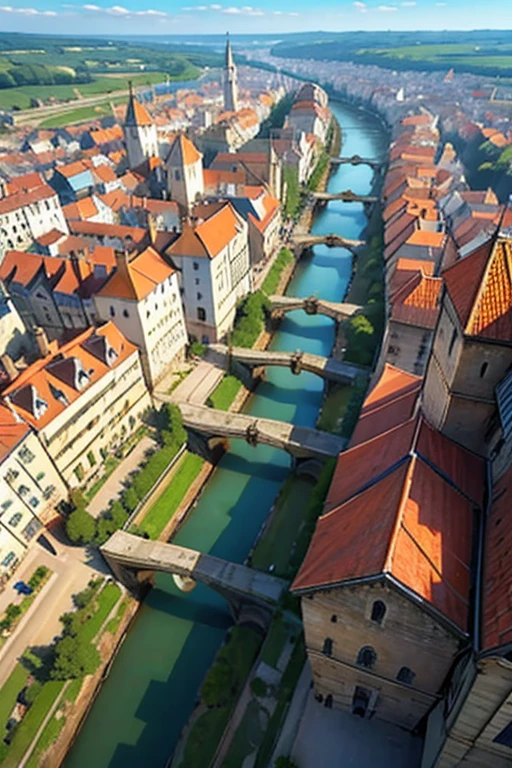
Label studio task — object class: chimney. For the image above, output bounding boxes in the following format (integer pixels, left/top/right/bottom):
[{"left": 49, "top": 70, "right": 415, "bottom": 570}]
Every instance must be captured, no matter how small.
[
  {"left": 1, "top": 354, "right": 18, "bottom": 383},
  {"left": 34, "top": 327, "right": 49, "bottom": 358}
]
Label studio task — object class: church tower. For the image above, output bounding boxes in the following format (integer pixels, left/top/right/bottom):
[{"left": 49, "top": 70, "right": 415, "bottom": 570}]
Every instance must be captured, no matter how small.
[
  {"left": 223, "top": 33, "right": 238, "bottom": 113},
  {"left": 124, "top": 82, "right": 159, "bottom": 170},
  {"left": 165, "top": 134, "right": 204, "bottom": 212}
]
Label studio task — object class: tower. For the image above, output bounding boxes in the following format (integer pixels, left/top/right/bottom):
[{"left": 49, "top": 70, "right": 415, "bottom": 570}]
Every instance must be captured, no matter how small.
[
  {"left": 224, "top": 33, "right": 238, "bottom": 113},
  {"left": 165, "top": 134, "right": 204, "bottom": 212},
  {"left": 123, "top": 82, "right": 159, "bottom": 170}
]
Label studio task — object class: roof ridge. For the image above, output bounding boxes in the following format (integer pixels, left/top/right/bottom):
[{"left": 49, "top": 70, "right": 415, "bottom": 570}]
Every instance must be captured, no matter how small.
[
  {"left": 465, "top": 240, "right": 497, "bottom": 333},
  {"left": 384, "top": 455, "right": 416, "bottom": 574}
]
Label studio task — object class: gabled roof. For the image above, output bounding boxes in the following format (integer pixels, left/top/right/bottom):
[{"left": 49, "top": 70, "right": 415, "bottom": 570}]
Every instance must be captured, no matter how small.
[
  {"left": 443, "top": 237, "right": 512, "bottom": 341},
  {"left": 166, "top": 133, "right": 202, "bottom": 168},
  {"left": 292, "top": 414, "right": 482, "bottom": 632},
  {"left": 0, "top": 184, "right": 56, "bottom": 215},
  {"left": 390, "top": 271, "right": 443, "bottom": 329},
  {"left": 167, "top": 202, "right": 242, "bottom": 260},
  {"left": 97, "top": 246, "right": 174, "bottom": 301},
  {"left": 125, "top": 91, "right": 153, "bottom": 128}
]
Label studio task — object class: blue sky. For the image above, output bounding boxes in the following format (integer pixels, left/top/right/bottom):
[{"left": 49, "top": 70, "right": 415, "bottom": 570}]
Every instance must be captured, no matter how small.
[{"left": 0, "top": 0, "right": 511, "bottom": 35}]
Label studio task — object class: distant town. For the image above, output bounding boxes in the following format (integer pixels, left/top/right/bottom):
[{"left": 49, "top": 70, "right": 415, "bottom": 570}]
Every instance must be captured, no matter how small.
[{"left": 0, "top": 27, "right": 510, "bottom": 768}]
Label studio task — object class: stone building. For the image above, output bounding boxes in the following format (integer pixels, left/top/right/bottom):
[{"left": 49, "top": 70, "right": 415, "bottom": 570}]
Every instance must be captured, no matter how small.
[
  {"left": 165, "top": 134, "right": 204, "bottom": 213},
  {"left": 123, "top": 85, "right": 159, "bottom": 171}
]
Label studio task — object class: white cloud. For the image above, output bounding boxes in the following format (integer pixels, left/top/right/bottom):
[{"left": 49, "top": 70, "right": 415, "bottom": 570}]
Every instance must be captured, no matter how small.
[
  {"left": 353, "top": 1, "right": 367, "bottom": 10},
  {"left": 401, "top": 1, "right": 416, "bottom": 5},
  {"left": 0, "top": 5, "right": 57, "bottom": 14},
  {"left": 182, "top": 3, "right": 290, "bottom": 14},
  {"left": 377, "top": 4, "right": 397, "bottom": 9}
]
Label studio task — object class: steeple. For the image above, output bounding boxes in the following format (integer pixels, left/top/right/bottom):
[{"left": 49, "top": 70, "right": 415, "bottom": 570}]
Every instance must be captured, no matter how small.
[{"left": 223, "top": 31, "right": 238, "bottom": 113}]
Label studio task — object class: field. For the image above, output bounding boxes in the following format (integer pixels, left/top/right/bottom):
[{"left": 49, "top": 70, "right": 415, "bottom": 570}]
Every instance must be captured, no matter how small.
[{"left": 359, "top": 43, "right": 512, "bottom": 75}]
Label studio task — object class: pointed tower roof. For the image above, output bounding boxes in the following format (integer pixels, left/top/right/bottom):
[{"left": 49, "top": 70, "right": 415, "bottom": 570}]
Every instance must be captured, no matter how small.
[
  {"left": 443, "top": 236, "right": 512, "bottom": 341},
  {"left": 125, "top": 82, "right": 153, "bottom": 128},
  {"left": 166, "top": 134, "right": 202, "bottom": 168},
  {"left": 225, "top": 32, "right": 234, "bottom": 68}
]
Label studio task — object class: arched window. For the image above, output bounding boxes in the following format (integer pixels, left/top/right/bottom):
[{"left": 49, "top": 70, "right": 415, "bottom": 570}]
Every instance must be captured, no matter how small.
[
  {"left": 371, "top": 600, "right": 386, "bottom": 625},
  {"left": 322, "top": 638, "right": 333, "bottom": 656},
  {"left": 357, "top": 646, "right": 376, "bottom": 669},
  {"left": 480, "top": 362, "right": 488, "bottom": 378},
  {"left": 397, "top": 666, "right": 415, "bottom": 685}
]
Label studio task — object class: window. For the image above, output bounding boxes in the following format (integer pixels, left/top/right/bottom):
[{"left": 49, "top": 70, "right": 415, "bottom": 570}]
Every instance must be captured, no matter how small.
[
  {"left": 18, "top": 484, "right": 30, "bottom": 498},
  {"left": 197, "top": 307, "right": 206, "bottom": 322},
  {"left": 494, "top": 721, "right": 512, "bottom": 748},
  {"left": 397, "top": 666, "right": 415, "bottom": 685},
  {"left": 110, "top": 306, "right": 116, "bottom": 317},
  {"left": 1, "top": 551, "right": 16, "bottom": 568},
  {"left": 357, "top": 646, "right": 376, "bottom": 669},
  {"left": 123, "top": 309, "right": 130, "bottom": 318},
  {"left": 352, "top": 686, "right": 371, "bottom": 718},
  {"left": 174, "top": 169, "right": 181, "bottom": 181},
  {"left": 193, "top": 262, "right": 199, "bottom": 271},
  {"left": 29, "top": 496, "right": 39, "bottom": 507},
  {"left": 480, "top": 362, "right": 488, "bottom": 378},
  {"left": 324, "top": 694, "right": 333, "bottom": 709},
  {"left": 36, "top": 472, "right": 45, "bottom": 482},
  {"left": 322, "top": 638, "right": 333, "bottom": 656},
  {"left": 197, "top": 292, "right": 203, "bottom": 300},
  {"left": 371, "top": 600, "right": 386, "bottom": 625},
  {"left": 448, "top": 327, "right": 457, "bottom": 357},
  {"left": 9, "top": 512, "right": 22, "bottom": 527},
  {"left": 19, "top": 446, "right": 35, "bottom": 464},
  {"left": 331, "top": 614, "right": 337, "bottom": 623},
  {"left": 87, "top": 451, "right": 96, "bottom": 468}
]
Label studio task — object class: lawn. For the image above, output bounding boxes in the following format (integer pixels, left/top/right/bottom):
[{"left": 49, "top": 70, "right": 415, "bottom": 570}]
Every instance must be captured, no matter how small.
[
  {"left": 105, "top": 599, "right": 128, "bottom": 635},
  {"left": 79, "top": 582, "right": 122, "bottom": 644},
  {"left": 0, "top": 71, "right": 166, "bottom": 110},
  {"left": 260, "top": 614, "right": 289, "bottom": 669},
  {"left": 207, "top": 374, "right": 243, "bottom": 411},
  {"left": 1, "top": 680, "right": 65, "bottom": 768},
  {"left": 224, "top": 699, "right": 264, "bottom": 768},
  {"left": 261, "top": 248, "right": 294, "bottom": 296},
  {"left": 138, "top": 452, "right": 204, "bottom": 540},
  {"left": 251, "top": 475, "right": 315, "bottom": 578},
  {"left": 0, "top": 665, "right": 29, "bottom": 742},
  {"left": 39, "top": 102, "right": 114, "bottom": 128}
]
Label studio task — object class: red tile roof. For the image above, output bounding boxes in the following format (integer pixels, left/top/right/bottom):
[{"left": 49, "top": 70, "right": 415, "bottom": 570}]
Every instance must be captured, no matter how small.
[
  {"left": 390, "top": 271, "right": 442, "bottom": 329},
  {"left": 0, "top": 405, "right": 29, "bottom": 463},
  {"left": 443, "top": 237, "right": 512, "bottom": 341},
  {"left": 97, "top": 247, "right": 174, "bottom": 301},
  {"left": 168, "top": 203, "right": 242, "bottom": 260},
  {"left": 0, "top": 184, "right": 56, "bottom": 215}
]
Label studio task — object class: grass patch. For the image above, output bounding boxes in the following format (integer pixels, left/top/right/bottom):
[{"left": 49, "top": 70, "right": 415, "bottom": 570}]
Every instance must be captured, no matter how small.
[
  {"left": 307, "top": 151, "right": 329, "bottom": 192},
  {"left": 261, "top": 248, "right": 294, "bottom": 296},
  {"left": 251, "top": 476, "right": 315, "bottom": 579},
  {"left": 316, "top": 384, "right": 352, "bottom": 433},
  {"left": 1, "top": 680, "right": 65, "bottom": 768},
  {"left": 224, "top": 698, "right": 265, "bottom": 768},
  {"left": 207, "top": 374, "right": 242, "bottom": 411},
  {"left": 138, "top": 452, "right": 204, "bottom": 540},
  {"left": 84, "top": 455, "right": 119, "bottom": 502},
  {"left": 260, "top": 614, "right": 288, "bottom": 669},
  {"left": 0, "top": 665, "right": 29, "bottom": 742},
  {"left": 105, "top": 599, "right": 128, "bottom": 635},
  {"left": 79, "top": 582, "right": 121, "bottom": 644},
  {"left": 39, "top": 101, "right": 114, "bottom": 128},
  {"left": 178, "top": 626, "right": 261, "bottom": 768},
  {"left": 24, "top": 711, "right": 66, "bottom": 768},
  {"left": 0, "top": 567, "right": 51, "bottom": 644}
]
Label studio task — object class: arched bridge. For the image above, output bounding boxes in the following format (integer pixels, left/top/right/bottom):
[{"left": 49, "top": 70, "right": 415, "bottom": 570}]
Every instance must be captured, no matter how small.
[
  {"left": 101, "top": 531, "right": 287, "bottom": 630},
  {"left": 312, "top": 190, "right": 379, "bottom": 204},
  {"left": 268, "top": 294, "right": 361, "bottom": 323},
  {"left": 207, "top": 344, "right": 363, "bottom": 385},
  {"left": 291, "top": 232, "right": 364, "bottom": 253},
  {"left": 178, "top": 403, "right": 346, "bottom": 463},
  {"left": 331, "top": 154, "right": 384, "bottom": 172}
]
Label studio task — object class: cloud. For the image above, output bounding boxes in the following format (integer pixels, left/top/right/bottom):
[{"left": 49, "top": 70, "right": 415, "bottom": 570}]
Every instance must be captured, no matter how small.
[
  {"left": 0, "top": 5, "right": 57, "bottom": 13},
  {"left": 377, "top": 4, "right": 397, "bottom": 9},
  {"left": 353, "top": 1, "right": 367, "bottom": 10},
  {"left": 181, "top": 3, "right": 294, "bottom": 14}
]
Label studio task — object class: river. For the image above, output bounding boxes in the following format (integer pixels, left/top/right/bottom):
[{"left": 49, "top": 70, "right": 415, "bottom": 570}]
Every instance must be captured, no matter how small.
[{"left": 64, "top": 99, "right": 387, "bottom": 768}]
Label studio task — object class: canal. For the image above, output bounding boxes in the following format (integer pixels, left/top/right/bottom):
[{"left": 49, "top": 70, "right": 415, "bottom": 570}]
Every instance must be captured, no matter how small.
[{"left": 64, "top": 99, "right": 387, "bottom": 768}]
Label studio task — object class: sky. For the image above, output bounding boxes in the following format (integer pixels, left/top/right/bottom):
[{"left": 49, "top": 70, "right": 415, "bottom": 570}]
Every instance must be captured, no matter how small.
[{"left": 0, "top": 0, "right": 511, "bottom": 36}]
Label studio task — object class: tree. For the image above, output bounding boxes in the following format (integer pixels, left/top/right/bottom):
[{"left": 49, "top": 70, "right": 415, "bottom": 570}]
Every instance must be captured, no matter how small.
[
  {"left": 343, "top": 314, "right": 376, "bottom": 366},
  {"left": 122, "top": 487, "right": 140, "bottom": 512},
  {"left": 51, "top": 635, "right": 100, "bottom": 680},
  {"left": 110, "top": 501, "right": 128, "bottom": 529},
  {"left": 201, "top": 660, "right": 233, "bottom": 708},
  {"left": 24, "top": 681, "right": 43, "bottom": 705},
  {"left": 66, "top": 508, "right": 96, "bottom": 545},
  {"left": 275, "top": 758, "right": 299, "bottom": 768}
]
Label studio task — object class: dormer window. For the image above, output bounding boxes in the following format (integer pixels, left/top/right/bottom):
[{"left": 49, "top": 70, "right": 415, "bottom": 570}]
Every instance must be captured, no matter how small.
[
  {"left": 49, "top": 383, "right": 69, "bottom": 407},
  {"left": 77, "top": 368, "right": 90, "bottom": 389},
  {"left": 34, "top": 396, "right": 48, "bottom": 420}
]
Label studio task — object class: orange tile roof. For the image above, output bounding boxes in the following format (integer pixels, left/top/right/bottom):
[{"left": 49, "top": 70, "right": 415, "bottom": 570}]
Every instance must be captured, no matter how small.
[
  {"left": 0, "top": 404, "right": 29, "bottom": 463},
  {"left": 166, "top": 134, "right": 202, "bottom": 167},
  {"left": 292, "top": 417, "right": 480, "bottom": 631},
  {"left": 406, "top": 229, "right": 446, "bottom": 249},
  {"left": 55, "top": 160, "right": 90, "bottom": 179},
  {"left": 350, "top": 363, "right": 422, "bottom": 447},
  {"left": 5, "top": 172, "right": 45, "bottom": 195},
  {"left": 69, "top": 220, "right": 147, "bottom": 245},
  {"left": 125, "top": 94, "right": 153, "bottom": 127},
  {"left": 93, "top": 164, "right": 118, "bottom": 184},
  {"left": 97, "top": 246, "right": 174, "bottom": 301},
  {"left": 63, "top": 196, "right": 98, "bottom": 221},
  {"left": 443, "top": 237, "right": 512, "bottom": 341},
  {"left": 482, "top": 464, "right": 512, "bottom": 650},
  {"left": 391, "top": 271, "right": 443, "bottom": 329},
  {"left": 396, "top": 258, "right": 435, "bottom": 275},
  {"left": 168, "top": 203, "right": 241, "bottom": 260},
  {"left": 0, "top": 184, "right": 56, "bottom": 215},
  {"left": 2, "top": 324, "right": 137, "bottom": 430}
]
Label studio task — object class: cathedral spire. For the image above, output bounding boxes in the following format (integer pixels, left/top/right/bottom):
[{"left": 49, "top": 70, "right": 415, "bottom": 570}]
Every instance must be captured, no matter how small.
[{"left": 223, "top": 32, "right": 238, "bottom": 112}]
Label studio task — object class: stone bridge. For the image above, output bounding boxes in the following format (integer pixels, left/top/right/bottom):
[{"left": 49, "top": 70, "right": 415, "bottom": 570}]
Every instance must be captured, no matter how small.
[
  {"left": 101, "top": 531, "right": 287, "bottom": 630},
  {"left": 312, "top": 190, "right": 379, "bottom": 204},
  {"left": 207, "top": 344, "right": 363, "bottom": 386},
  {"left": 268, "top": 294, "right": 361, "bottom": 323},
  {"left": 291, "top": 232, "right": 364, "bottom": 253},
  {"left": 331, "top": 154, "right": 384, "bottom": 172},
  {"left": 177, "top": 403, "right": 346, "bottom": 470}
]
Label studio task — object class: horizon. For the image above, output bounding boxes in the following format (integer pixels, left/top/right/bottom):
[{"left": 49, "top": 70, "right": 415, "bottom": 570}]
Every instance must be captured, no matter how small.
[{"left": 0, "top": 2, "right": 511, "bottom": 37}]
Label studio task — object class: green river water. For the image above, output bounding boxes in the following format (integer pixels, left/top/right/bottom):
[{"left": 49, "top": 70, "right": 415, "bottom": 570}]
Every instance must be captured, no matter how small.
[{"left": 64, "top": 99, "right": 388, "bottom": 768}]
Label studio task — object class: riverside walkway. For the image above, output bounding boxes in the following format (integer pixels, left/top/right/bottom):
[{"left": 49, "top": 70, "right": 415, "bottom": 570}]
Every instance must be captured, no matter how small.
[
  {"left": 268, "top": 294, "right": 361, "bottom": 323},
  {"left": 207, "top": 344, "right": 363, "bottom": 385},
  {"left": 177, "top": 403, "right": 346, "bottom": 460}
]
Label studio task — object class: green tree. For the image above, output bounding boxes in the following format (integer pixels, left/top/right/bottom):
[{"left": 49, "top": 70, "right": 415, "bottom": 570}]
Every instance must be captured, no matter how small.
[
  {"left": 66, "top": 508, "right": 96, "bottom": 545},
  {"left": 201, "top": 660, "right": 233, "bottom": 708},
  {"left": 123, "top": 487, "right": 140, "bottom": 512},
  {"left": 343, "top": 314, "right": 376, "bottom": 366},
  {"left": 24, "top": 681, "right": 43, "bottom": 705},
  {"left": 110, "top": 501, "right": 129, "bottom": 528},
  {"left": 51, "top": 635, "right": 100, "bottom": 680}
]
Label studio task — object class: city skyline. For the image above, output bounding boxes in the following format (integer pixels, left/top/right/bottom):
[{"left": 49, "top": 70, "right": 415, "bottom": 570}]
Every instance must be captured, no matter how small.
[{"left": 0, "top": 0, "right": 511, "bottom": 35}]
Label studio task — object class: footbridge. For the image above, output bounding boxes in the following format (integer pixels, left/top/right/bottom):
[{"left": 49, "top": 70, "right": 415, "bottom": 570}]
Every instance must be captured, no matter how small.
[
  {"left": 178, "top": 403, "right": 346, "bottom": 467},
  {"left": 268, "top": 294, "right": 361, "bottom": 323},
  {"left": 331, "top": 154, "right": 384, "bottom": 172},
  {"left": 291, "top": 232, "right": 364, "bottom": 253},
  {"left": 101, "top": 531, "right": 287, "bottom": 630},
  {"left": 312, "top": 190, "right": 379, "bottom": 204},
  {"left": 207, "top": 344, "right": 362, "bottom": 386}
]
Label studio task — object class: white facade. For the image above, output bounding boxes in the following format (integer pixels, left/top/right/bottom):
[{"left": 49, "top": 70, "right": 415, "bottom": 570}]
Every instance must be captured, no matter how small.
[
  {"left": 124, "top": 91, "right": 159, "bottom": 171},
  {"left": 0, "top": 187, "right": 68, "bottom": 253},
  {"left": 166, "top": 135, "right": 204, "bottom": 212}
]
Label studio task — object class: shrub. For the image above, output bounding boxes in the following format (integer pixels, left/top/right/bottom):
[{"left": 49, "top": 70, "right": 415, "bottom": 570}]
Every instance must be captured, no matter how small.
[
  {"left": 343, "top": 314, "right": 376, "bottom": 367},
  {"left": 66, "top": 508, "right": 96, "bottom": 545},
  {"left": 341, "top": 377, "right": 369, "bottom": 439},
  {"left": 73, "top": 585, "right": 96, "bottom": 610},
  {"left": 201, "top": 660, "right": 233, "bottom": 708},
  {"left": 189, "top": 340, "right": 205, "bottom": 357},
  {"left": 231, "top": 291, "right": 269, "bottom": 348},
  {"left": 51, "top": 635, "right": 101, "bottom": 680},
  {"left": 28, "top": 565, "right": 49, "bottom": 590},
  {"left": 123, "top": 486, "right": 140, "bottom": 512},
  {"left": 250, "top": 676, "right": 267, "bottom": 697},
  {"left": 24, "top": 681, "right": 43, "bottom": 705}
]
